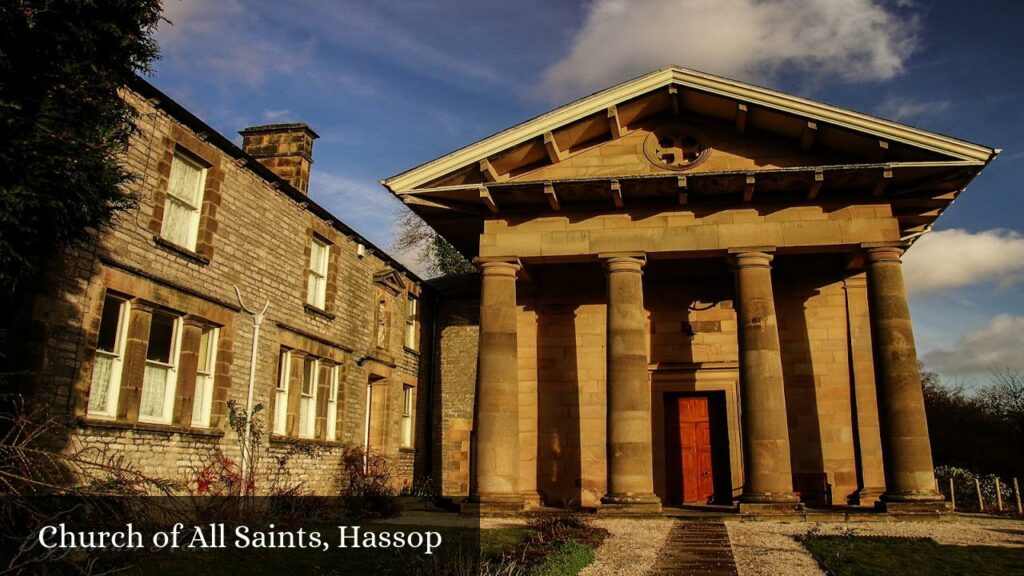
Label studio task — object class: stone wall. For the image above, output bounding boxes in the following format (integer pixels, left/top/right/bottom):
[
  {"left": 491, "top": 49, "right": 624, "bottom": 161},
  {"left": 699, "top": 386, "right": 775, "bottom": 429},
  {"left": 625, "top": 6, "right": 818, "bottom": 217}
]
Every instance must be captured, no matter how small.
[
  {"left": 433, "top": 253, "right": 871, "bottom": 507},
  {"left": 16, "top": 88, "right": 431, "bottom": 495}
]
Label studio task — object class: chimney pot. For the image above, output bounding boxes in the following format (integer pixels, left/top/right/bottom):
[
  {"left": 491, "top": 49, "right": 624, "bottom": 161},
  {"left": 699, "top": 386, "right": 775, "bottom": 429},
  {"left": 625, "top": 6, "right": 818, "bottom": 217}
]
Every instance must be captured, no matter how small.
[{"left": 240, "top": 123, "right": 319, "bottom": 195}]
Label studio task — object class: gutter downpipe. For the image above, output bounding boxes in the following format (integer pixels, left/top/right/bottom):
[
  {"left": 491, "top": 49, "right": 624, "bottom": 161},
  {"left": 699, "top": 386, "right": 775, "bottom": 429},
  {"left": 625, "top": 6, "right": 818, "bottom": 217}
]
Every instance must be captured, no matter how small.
[{"left": 235, "top": 286, "right": 271, "bottom": 486}]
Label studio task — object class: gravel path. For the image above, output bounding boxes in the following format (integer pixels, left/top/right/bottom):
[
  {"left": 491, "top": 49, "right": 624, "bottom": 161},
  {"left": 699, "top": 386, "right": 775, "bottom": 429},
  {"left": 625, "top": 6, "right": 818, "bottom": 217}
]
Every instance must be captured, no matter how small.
[
  {"left": 727, "top": 517, "right": 1024, "bottom": 576},
  {"left": 579, "top": 518, "right": 676, "bottom": 576}
]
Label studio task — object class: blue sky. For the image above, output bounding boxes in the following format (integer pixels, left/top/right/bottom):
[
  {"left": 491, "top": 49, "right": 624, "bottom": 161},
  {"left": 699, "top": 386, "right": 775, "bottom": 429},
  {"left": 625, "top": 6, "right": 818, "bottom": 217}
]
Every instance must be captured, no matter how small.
[{"left": 152, "top": 0, "right": 1023, "bottom": 383}]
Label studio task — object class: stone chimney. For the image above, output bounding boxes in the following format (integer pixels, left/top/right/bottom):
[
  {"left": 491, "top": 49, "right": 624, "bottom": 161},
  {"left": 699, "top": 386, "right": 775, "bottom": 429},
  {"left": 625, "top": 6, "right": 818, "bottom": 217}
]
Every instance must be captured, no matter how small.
[{"left": 240, "top": 123, "right": 319, "bottom": 194}]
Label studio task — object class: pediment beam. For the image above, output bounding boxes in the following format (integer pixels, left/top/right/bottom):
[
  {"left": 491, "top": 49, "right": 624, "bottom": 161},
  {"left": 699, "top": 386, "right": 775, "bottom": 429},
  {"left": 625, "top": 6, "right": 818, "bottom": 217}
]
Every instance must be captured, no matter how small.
[
  {"left": 808, "top": 170, "right": 824, "bottom": 199},
  {"left": 608, "top": 105, "right": 624, "bottom": 139},
  {"left": 801, "top": 121, "right": 818, "bottom": 151},
  {"left": 480, "top": 186, "right": 498, "bottom": 213},
  {"left": 668, "top": 85, "right": 680, "bottom": 116},
  {"left": 479, "top": 158, "right": 501, "bottom": 183},
  {"left": 735, "top": 103, "right": 749, "bottom": 133},
  {"left": 544, "top": 181, "right": 561, "bottom": 211},
  {"left": 543, "top": 132, "right": 564, "bottom": 163},
  {"left": 743, "top": 174, "right": 755, "bottom": 202},
  {"left": 873, "top": 168, "right": 893, "bottom": 197}
]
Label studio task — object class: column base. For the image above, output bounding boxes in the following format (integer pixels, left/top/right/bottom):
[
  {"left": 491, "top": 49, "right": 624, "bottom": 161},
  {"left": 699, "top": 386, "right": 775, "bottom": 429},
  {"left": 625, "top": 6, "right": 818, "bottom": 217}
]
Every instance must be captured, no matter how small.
[
  {"left": 875, "top": 500, "right": 951, "bottom": 515},
  {"left": 739, "top": 491, "right": 801, "bottom": 504},
  {"left": 598, "top": 493, "right": 662, "bottom": 515},
  {"left": 875, "top": 489, "right": 950, "bottom": 515},
  {"left": 853, "top": 487, "right": 885, "bottom": 507},
  {"left": 737, "top": 502, "right": 805, "bottom": 515},
  {"left": 460, "top": 493, "right": 525, "bottom": 516},
  {"left": 520, "top": 490, "right": 543, "bottom": 509}
]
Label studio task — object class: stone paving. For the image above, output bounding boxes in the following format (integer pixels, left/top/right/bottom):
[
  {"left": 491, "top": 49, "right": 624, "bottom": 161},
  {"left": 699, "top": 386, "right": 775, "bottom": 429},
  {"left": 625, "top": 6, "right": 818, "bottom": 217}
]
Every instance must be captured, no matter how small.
[{"left": 647, "top": 521, "right": 739, "bottom": 576}]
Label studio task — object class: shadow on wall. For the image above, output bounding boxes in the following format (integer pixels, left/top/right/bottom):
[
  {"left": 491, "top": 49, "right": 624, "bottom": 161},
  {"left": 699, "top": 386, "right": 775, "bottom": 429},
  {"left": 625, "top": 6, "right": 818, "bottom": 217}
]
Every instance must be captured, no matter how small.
[{"left": 535, "top": 302, "right": 582, "bottom": 507}]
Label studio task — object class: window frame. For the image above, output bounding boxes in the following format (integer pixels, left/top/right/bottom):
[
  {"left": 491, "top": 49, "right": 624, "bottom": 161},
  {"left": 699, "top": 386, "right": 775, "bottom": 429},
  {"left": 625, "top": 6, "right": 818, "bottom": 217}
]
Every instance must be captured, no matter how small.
[
  {"left": 298, "top": 356, "right": 319, "bottom": 439},
  {"left": 404, "top": 295, "right": 418, "bottom": 351},
  {"left": 400, "top": 384, "right": 414, "bottom": 448},
  {"left": 190, "top": 326, "right": 219, "bottom": 428},
  {"left": 87, "top": 295, "right": 131, "bottom": 419},
  {"left": 138, "top": 312, "right": 183, "bottom": 425},
  {"left": 326, "top": 364, "right": 340, "bottom": 441},
  {"left": 161, "top": 150, "right": 207, "bottom": 251},
  {"left": 306, "top": 236, "right": 330, "bottom": 309},
  {"left": 273, "top": 350, "right": 291, "bottom": 436}
]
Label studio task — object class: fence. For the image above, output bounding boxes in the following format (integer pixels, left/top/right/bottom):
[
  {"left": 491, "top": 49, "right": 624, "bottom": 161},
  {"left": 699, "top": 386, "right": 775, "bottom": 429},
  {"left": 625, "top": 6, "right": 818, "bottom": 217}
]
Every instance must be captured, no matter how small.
[{"left": 934, "top": 466, "right": 1024, "bottom": 515}]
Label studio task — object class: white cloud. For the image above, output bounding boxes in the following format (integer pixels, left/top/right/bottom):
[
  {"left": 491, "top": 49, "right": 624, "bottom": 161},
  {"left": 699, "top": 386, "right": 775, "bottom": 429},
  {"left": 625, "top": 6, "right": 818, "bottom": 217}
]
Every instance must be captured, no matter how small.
[
  {"left": 921, "top": 314, "right": 1024, "bottom": 374},
  {"left": 875, "top": 96, "right": 952, "bottom": 122},
  {"left": 903, "top": 229, "right": 1024, "bottom": 295},
  {"left": 540, "top": 0, "right": 919, "bottom": 100},
  {"left": 261, "top": 109, "right": 294, "bottom": 122},
  {"left": 307, "top": 171, "right": 423, "bottom": 268}
]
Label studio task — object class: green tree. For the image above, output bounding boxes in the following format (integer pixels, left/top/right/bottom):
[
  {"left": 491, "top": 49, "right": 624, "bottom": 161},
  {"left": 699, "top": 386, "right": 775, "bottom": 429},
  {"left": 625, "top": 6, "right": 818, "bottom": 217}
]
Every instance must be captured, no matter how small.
[{"left": 0, "top": 0, "right": 162, "bottom": 295}]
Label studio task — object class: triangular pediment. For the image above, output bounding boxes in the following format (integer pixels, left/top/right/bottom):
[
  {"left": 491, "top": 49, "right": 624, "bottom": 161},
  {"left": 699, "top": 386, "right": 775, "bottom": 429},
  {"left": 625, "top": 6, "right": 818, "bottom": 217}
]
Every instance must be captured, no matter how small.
[
  {"left": 373, "top": 268, "right": 407, "bottom": 295},
  {"left": 383, "top": 66, "right": 997, "bottom": 257},
  {"left": 515, "top": 114, "right": 844, "bottom": 183}
]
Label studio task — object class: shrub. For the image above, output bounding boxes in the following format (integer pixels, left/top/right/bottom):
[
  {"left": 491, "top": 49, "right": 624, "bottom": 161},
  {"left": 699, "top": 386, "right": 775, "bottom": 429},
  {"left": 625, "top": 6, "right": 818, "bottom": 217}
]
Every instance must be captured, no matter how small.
[{"left": 338, "top": 443, "right": 400, "bottom": 518}]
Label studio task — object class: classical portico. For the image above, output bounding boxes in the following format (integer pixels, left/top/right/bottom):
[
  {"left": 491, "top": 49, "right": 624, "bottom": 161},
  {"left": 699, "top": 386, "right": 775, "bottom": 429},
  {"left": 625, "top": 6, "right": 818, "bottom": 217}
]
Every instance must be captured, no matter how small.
[{"left": 384, "top": 67, "right": 997, "bottom": 514}]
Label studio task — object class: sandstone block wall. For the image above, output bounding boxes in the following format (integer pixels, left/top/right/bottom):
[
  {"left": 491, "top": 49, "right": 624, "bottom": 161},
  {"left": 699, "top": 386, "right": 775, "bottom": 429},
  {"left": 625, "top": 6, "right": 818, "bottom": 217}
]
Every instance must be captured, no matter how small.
[{"left": 16, "top": 89, "right": 432, "bottom": 494}]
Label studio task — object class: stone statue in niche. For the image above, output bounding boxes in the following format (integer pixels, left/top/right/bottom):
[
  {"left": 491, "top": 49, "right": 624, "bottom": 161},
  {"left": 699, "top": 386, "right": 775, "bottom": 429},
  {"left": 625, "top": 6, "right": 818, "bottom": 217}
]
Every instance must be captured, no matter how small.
[{"left": 376, "top": 295, "right": 391, "bottom": 349}]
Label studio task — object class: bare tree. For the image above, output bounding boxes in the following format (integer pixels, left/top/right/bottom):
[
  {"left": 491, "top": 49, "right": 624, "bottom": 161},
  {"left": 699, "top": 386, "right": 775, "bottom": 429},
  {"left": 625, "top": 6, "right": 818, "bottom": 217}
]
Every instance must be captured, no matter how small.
[{"left": 392, "top": 211, "right": 475, "bottom": 278}]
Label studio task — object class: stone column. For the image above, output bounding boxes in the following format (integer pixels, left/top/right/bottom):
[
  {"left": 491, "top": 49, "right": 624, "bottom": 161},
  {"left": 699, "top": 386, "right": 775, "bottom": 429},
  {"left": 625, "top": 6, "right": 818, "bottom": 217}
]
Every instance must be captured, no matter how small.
[
  {"left": 600, "top": 253, "right": 661, "bottom": 513},
  {"left": 864, "top": 246, "right": 945, "bottom": 510},
  {"left": 730, "top": 250, "right": 801, "bottom": 511},
  {"left": 466, "top": 257, "right": 524, "bottom": 514},
  {"left": 843, "top": 273, "right": 887, "bottom": 506}
]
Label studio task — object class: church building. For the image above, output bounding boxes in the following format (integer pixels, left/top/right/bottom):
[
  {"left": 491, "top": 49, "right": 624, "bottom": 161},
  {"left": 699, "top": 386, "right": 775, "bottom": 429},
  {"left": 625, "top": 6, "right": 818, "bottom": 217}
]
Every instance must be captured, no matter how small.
[{"left": 384, "top": 67, "right": 998, "bottom": 513}]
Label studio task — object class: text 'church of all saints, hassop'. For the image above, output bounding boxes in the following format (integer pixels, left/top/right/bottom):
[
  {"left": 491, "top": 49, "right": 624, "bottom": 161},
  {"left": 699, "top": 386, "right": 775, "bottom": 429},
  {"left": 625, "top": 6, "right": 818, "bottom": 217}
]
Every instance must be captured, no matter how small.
[{"left": 9, "top": 67, "right": 998, "bottom": 514}]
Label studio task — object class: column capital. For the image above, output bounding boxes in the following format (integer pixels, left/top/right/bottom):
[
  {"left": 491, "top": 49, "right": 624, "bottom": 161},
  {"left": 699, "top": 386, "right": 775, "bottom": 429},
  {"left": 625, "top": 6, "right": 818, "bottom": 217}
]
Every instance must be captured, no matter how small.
[
  {"left": 863, "top": 244, "right": 905, "bottom": 263},
  {"left": 473, "top": 256, "right": 521, "bottom": 277},
  {"left": 728, "top": 249, "right": 774, "bottom": 269},
  {"left": 599, "top": 252, "right": 646, "bottom": 273}
]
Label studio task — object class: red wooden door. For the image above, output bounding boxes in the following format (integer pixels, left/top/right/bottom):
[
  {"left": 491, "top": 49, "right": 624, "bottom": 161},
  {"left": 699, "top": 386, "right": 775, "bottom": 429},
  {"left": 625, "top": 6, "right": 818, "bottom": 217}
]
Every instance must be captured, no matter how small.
[{"left": 678, "top": 397, "right": 714, "bottom": 503}]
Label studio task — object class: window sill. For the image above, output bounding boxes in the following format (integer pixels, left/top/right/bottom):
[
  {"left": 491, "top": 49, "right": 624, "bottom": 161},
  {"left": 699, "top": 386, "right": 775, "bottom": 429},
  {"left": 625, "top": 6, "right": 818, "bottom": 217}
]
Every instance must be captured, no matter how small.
[
  {"left": 269, "top": 434, "right": 344, "bottom": 447},
  {"left": 154, "top": 236, "right": 210, "bottom": 265},
  {"left": 303, "top": 303, "right": 335, "bottom": 320},
  {"left": 399, "top": 447, "right": 416, "bottom": 454},
  {"left": 403, "top": 346, "right": 421, "bottom": 356},
  {"left": 77, "top": 417, "right": 224, "bottom": 438}
]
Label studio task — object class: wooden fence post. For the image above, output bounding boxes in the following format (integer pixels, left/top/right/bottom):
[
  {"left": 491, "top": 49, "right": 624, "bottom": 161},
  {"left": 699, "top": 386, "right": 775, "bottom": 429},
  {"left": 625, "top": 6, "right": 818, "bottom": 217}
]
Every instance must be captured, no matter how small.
[
  {"left": 1014, "top": 478, "right": 1022, "bottom": 515},
  {"left": 949, "top": 477, "right": 956, "bottom": 512},
  {"left": 995, "top": 478, "right": 1003, "bottom": 512},
  {"left": 976, "top": 478, "right": 985, "bottom": 512}
]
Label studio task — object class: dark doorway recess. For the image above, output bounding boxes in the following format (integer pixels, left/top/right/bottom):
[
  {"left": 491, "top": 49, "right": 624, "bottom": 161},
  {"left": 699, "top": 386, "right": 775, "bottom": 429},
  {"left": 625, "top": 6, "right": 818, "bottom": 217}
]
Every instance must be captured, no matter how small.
[{"left": 665, "top": 392, "right": 732, "bottom": 505}]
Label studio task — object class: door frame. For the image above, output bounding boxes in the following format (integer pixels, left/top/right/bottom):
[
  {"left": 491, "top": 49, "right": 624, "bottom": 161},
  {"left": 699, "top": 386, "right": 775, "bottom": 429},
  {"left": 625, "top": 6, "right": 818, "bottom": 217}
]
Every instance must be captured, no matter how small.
[{"left": 651, "top": 366, "right": 743, "bottom": 505}]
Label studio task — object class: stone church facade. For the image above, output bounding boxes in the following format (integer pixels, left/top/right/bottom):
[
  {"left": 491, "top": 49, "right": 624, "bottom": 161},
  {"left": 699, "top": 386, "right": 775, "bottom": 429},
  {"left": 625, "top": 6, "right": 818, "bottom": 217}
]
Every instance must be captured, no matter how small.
[
  {"left": 384, "top": 67, "right": 998, "bottom": 513},
  {"left": 8, "top": 68, "right": 998, "bottom": 513}
]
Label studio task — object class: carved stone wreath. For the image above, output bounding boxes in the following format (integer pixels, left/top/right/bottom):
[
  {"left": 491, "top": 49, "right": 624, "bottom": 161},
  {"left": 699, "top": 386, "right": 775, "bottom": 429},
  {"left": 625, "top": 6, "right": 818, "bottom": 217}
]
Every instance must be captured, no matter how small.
[{"left": 642, "top": 124, "right": 711, "bottom": 171}]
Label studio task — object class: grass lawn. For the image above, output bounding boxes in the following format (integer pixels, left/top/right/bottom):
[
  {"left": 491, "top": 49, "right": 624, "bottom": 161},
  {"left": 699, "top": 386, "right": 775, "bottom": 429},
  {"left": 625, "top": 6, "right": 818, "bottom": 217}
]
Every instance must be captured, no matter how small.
[{"left": 802, "top": 535, "right": 1024, "bottom": 576}]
